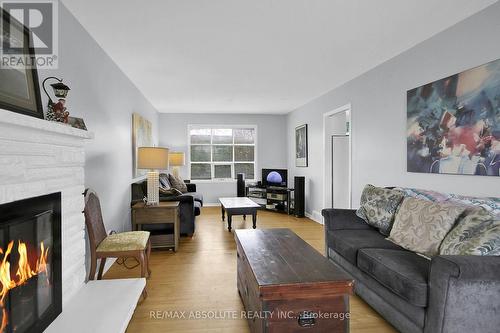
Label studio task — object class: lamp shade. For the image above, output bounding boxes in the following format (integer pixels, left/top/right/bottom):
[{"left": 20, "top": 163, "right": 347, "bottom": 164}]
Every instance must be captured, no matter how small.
[
  {"left": 138, "top": 147, "right": 169, "bottom": 170},
  {"left": 169, "top": 151, "right": 186, "bottom": 166}
]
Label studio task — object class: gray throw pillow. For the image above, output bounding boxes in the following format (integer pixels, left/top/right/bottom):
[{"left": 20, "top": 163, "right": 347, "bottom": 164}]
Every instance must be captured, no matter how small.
[
  {"left": 356, "top": 184, "right": 405, "bottom": 235},
  {"left": 168, "top": 174, "right": 188, "bottom": 193},
  {"left": 440, "top": 208, "right": 500, "bottom": 256},
  {"left": 388, "top": 197, "right": 466, "bottom": 257},
  {"left": 159, "top": 187, "right": 183, "bottom": 197}
]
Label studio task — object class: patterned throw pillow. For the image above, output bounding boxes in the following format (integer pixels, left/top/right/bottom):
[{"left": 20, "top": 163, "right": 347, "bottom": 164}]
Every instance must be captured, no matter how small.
[
  {"left": 159, "top": 173, "right": 171, "bottom": 190},
  {"left": 356, "top": 184, "right": 405, "bottom": 235},
  {"left": 388, "top": 197, "right": 466, "bottom": 257},
  {"left": 168, "top": 174, "right": 188, "bottom": 193},
  {"left": 393, "top": 187, "right": 500, "bottom": 218},
  {"left": 447, "top": 194, "right": 500, "bottom": 218},
  {"left": 393, "top": 187, "right": 452, "bottom": 203},
  {"left": 440, "top": 208, "right": 500, "bottom": 256}
]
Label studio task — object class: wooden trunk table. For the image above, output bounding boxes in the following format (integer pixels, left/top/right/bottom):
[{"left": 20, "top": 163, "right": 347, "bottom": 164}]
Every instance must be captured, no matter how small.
[
  {"left": 219, "top": 197, "right": 260, "bottom": 231},
  {"left": 235, "top": 228, "right": 354, "bottom": 333}
]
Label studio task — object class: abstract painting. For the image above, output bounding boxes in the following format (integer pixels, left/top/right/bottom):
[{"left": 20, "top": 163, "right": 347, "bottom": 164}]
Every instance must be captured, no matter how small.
[
  {"left": 407, "top": 58, "right": 500, "bottom": 176},
  {"left": 295, "top": 124, "right": 308, "bottom": 167},
  {"left": 132, "top": 113, "right": 153, "bottom": 178}
]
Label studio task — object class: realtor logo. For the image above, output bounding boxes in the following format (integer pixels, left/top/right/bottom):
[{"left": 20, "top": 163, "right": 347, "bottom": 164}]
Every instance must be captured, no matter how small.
[{"left": 1, "top": 0, "right": 58, "bottom": 68}]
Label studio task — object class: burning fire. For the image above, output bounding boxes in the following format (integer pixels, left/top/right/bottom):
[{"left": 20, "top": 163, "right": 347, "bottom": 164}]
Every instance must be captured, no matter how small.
[{"left": 0, "top": 241, "right": 49, "bottom": 332}]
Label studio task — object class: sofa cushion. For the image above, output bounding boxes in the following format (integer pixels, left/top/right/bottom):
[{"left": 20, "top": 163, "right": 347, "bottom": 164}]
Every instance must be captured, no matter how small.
[
  {"left": 388, "top": 197, "right": 466, "bottom": 257},
  {"left": 357, "top": 249, "right": 430, "bottom": 307},
  {"left": 329, "top": 249, "right": 426, "bottom": 330},
  {"left": 440, "top": 207, "right": 500, "bottom": 256},
  {"left": 328, "top": 229, "right": 402, "bottom": 266},
  {"left": 356, "top": 184, "right": 405, "bottom": 235}
]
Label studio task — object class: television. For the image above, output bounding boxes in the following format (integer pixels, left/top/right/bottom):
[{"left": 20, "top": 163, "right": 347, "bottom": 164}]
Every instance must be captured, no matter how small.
[{"left": 262, "top": 169, "right": 288, "bottom": 188}]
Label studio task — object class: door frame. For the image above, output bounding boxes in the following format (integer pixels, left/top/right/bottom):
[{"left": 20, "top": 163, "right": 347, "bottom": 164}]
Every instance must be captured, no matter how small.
[{"left": 322, "top": 103, "right": 352, "bottom": 210}]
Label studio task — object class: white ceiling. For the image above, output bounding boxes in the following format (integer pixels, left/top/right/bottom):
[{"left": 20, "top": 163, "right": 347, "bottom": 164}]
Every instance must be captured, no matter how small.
[{"left": 62, "top": 0, "right": 497, "bottom": 114}]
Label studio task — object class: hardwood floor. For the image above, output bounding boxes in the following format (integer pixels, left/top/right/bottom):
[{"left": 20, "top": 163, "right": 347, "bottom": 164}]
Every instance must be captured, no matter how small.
[{"left": 105, "top": 207, "right": 397, "bottom": 333}]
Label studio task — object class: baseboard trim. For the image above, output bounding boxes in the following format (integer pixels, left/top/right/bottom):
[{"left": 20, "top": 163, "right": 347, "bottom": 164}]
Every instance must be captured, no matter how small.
[
  {"left": 203, "top": 203, "right": 220, "bottom": 207},
  {"left": 306, "top": 211, "right": 323, "bottom": 224}
]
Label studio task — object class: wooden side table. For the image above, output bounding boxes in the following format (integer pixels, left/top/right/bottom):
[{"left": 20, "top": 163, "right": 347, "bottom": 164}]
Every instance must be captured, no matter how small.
[{"left": 131, "top": 201, "right": 180, "bottom": 251}]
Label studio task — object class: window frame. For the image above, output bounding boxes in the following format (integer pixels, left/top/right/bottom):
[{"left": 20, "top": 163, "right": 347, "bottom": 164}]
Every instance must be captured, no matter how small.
[{"left": 188, "top": 124, "right": 258, "bottom": 182}]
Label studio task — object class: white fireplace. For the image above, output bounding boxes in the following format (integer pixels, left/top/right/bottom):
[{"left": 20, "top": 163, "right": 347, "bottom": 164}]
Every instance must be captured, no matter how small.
[{"left": 0, "top": 111, "right": 93, "bottom": 307}]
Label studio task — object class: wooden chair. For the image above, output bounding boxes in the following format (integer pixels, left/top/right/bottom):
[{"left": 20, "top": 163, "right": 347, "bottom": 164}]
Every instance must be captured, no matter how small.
[{"left": 84, "top": 189, "right": 151, "bottom": 281}]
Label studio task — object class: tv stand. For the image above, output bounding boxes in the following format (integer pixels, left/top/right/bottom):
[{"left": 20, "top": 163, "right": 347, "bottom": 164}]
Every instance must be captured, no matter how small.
[{"left": 246, "top": 185, "right": 294, "bottom": 214}]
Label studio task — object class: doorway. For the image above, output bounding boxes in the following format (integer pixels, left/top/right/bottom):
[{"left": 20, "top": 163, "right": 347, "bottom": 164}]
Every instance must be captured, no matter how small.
[{"left": 323, "top": 104, "right": 351, "bottom": 209}]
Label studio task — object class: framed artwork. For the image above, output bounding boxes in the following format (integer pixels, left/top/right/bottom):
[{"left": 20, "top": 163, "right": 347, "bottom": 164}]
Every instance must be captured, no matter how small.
[
  {"left": 0, "top": 9, "right": 43, "bottom": 118},
  {"left": 295, "top": 124, "right": 308, "bottom": 167},
  {"left": 407, "top": 58, "right": 500, "bottom": 176},
  {"left": 132, "top": 113, "right": 153, "bottom": 178}
]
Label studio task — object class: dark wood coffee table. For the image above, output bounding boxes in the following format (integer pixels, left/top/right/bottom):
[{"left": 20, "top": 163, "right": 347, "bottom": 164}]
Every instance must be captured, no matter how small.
[
  {"left": 235, "top": 228, "right": 354, "bottom": 333},
  {"left": 219, "top": 197, "right": 260, "bottom": 231}
]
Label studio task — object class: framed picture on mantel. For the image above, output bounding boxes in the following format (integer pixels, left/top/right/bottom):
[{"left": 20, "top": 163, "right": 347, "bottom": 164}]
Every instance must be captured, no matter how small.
[
  {"left": 0, "top": 9, "right": 43, "bottom": 119},
  {"left": 295, "top": 124, "right": 308, "bottom": 167}
]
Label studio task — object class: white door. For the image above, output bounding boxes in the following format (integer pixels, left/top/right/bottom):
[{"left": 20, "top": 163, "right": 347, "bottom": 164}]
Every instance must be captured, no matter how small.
[
  {"left": 332, "top": 135, "right": 350, "bottom": 209},
  {"left": 323, "top": 105, "right": 351, "bottom": 210}
]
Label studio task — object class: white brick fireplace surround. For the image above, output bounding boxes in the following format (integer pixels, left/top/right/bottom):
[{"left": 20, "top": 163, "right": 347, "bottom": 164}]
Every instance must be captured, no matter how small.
[{"left": 0, "top": 111, "right": 93, "bottom": 306}]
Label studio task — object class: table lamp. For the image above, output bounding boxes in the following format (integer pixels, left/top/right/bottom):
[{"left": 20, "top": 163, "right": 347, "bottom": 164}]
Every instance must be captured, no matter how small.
[
  {"left": 168, "top": 151, "right": 185, "bottom": 178},
  {"left": 138, "top": 147, "right": 169, "bottom": 205}
]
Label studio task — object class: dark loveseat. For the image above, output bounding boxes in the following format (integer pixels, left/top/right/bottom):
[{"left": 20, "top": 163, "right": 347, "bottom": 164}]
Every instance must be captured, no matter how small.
[
  {"left": 323, "top": 208, "right": 500, "bottom": 333},
  {"left": 131, "top": 179, "right": 203, "bottom": 235}
]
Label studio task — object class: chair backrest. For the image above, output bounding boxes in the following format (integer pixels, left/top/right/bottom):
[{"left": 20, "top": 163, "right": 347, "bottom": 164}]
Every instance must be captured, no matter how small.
[{"left": 84, "top": 189, "right": 107, "bottom": 250}]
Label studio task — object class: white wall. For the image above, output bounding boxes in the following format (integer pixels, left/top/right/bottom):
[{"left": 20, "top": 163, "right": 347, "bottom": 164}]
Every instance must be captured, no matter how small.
[
  {"left": 38, "top": 3, "right": 159, "bottom": 235},
  {"left": 287, "top": 3, "right": 500, "bottom": 220},
  {"left": 159, "top": 113, "right": 287, "bottom": 204}
]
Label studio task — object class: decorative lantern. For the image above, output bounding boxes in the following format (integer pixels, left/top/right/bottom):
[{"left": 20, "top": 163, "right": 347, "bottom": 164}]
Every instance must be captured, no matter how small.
[
  {"left": 43, "top": 77, "right": 71, "bottom": 124},
  {"left": 50, "top": 81, "right": 71, "bottom": 98}
]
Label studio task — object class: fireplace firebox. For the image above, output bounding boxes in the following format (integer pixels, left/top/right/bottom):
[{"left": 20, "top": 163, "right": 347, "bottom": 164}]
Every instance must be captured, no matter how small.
[{"left": 0, "top": 193, "right": 62, "bottom": 333}]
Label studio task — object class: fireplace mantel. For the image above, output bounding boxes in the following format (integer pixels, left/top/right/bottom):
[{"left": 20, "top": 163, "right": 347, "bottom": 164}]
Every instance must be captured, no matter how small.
[
  {"left": 0, "top": 109, "right": 93, "bottom": 306},
  {"left": 0, "top": 110, "right": 93, "bottom": 140}
]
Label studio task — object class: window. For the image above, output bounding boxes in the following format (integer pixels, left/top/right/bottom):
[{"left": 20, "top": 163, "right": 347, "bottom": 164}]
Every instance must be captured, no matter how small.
[{"left": 189, "top": 126, "right": 256, "bottom": 180}]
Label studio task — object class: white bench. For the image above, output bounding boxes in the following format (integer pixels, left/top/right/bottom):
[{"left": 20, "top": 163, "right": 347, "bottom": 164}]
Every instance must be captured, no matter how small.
[{"left": 45, "top": 278, "right": 145, "bottom": 333}]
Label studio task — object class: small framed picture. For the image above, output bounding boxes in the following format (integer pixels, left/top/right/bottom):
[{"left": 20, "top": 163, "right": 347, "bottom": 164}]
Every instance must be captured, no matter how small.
[
  {"left": 295, "top": 124, "right": 308, "bottom": 167},
  {"left": 67, "top": 117, "right": 87, "bottom": 130}
]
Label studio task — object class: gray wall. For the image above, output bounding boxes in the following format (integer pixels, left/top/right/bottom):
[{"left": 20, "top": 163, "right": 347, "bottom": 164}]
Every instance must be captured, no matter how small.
[
  {"left": 159, "top": 113, "right": 287, "bottom": 204},
  {"left": 38, "top": 4, "right": 159, "bottom": 233},
  {"left": 287, "top": 3, "right": 500, "bottom": 221}
]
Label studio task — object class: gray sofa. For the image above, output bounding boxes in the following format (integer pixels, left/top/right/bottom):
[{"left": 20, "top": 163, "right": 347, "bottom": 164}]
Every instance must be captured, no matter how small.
[
  {"left": 323, "top": 208, "right": 500, "bottom": 333},
  {"left": 131, "top": 179, "right": 203, "bottom": 235}
]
